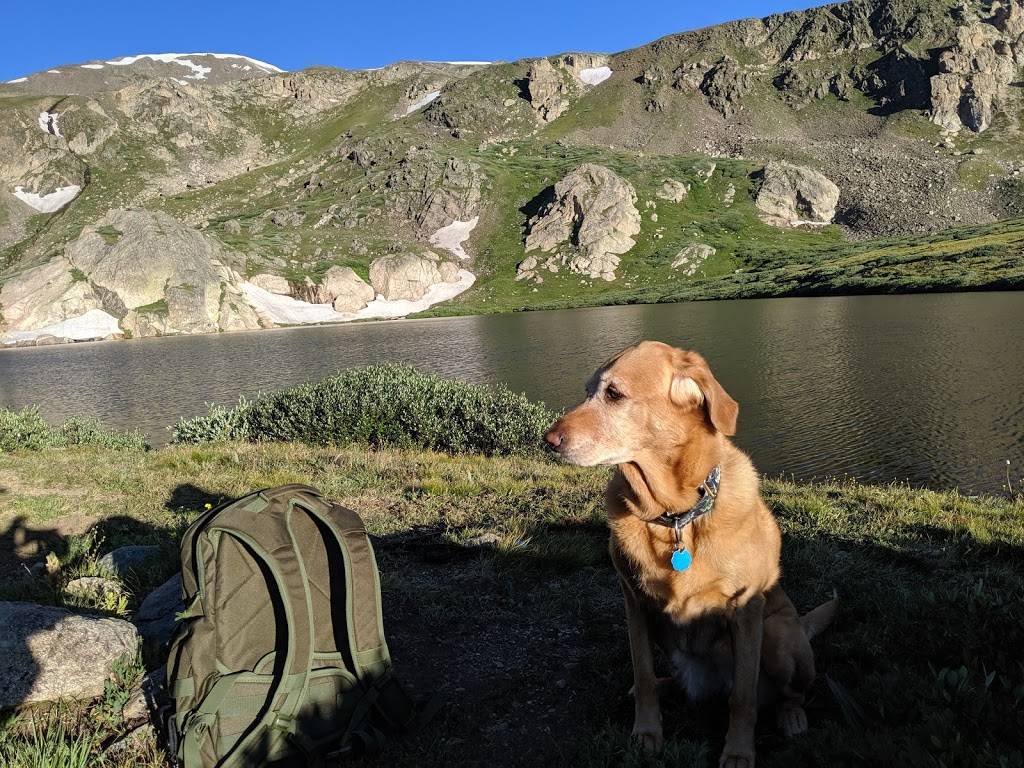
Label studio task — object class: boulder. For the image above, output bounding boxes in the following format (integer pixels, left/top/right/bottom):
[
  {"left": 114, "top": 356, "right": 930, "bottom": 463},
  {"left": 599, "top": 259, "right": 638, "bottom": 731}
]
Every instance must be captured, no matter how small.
[
  {"left": 755, "top": 162, "right": 839, "bottom": 226},
  {"left": 671, "top": 243, "right": 716, "bottom": 276},
  {"left": 135, "top": 573, "right": 183, "bottom": 653},
  {"left": 321, "top": 266, "right": 374, "bottom": 313},
  {"left": 522, "top": 163, "right": 641, "bottom": 281},
  {"left": 0, "top": 601, "right": 139, "bottom": 708},
  {"left": 98, "top": 545, "right": 161, "bottom": 578},
  {"left": 369, "top": 253, "right": 444, "bottom": 301},
  {"left": 657, "top": 179, "right": 690, "bottom": 202},
  {"left": 250, "top": 273, "right": 291, "bottom": 295}
]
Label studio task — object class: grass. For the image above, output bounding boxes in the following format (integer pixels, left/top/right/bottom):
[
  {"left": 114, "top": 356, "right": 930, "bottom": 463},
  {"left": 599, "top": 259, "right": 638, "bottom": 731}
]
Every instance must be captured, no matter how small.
[{"left": 0, "top": 438, "right": 1021, "bottom": 766}]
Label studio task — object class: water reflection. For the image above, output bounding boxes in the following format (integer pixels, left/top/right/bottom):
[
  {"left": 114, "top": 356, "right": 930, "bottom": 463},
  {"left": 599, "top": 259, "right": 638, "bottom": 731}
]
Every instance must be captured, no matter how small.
[{"left": 1, "top": 293, "right": 1021, "bottom": 494}]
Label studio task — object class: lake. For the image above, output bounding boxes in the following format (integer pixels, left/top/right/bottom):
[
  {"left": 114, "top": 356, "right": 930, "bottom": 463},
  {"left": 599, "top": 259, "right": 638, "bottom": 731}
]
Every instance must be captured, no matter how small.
[{"left": 1, "top": 292, "right": 1022, "bottom": 494}]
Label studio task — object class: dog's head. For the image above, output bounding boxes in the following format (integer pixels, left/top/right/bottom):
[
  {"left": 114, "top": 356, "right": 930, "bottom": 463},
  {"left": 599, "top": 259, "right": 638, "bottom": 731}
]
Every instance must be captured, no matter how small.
[{"left": 544, "top": 341, "right": 738, "bottom": 466}]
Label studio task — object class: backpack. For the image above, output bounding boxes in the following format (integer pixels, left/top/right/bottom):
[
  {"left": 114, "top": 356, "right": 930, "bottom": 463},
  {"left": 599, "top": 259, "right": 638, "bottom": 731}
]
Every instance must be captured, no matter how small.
[{"left": 165, "top": 484, "right": 422, "bottom": 767}]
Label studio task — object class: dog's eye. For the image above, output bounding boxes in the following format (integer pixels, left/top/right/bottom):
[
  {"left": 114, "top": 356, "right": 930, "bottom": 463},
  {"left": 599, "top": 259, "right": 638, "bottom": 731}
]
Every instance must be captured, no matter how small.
[{"left": 605, "top": 385, "right": 625, "bottom": 402}]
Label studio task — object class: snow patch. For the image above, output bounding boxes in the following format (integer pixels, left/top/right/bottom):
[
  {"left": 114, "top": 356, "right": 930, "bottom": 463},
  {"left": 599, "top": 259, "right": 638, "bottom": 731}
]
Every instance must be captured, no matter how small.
[
  {"left": 105, "top": 52, "right": 283, "bottom": 74},
  {"left": 240, "top": 270, "right": 475, "bottom": 325},
  {"left": 80, "top": 64, "right": 105, "bottom": 70},
  {"left": 356, "top": 270, "right": 475, "bottom": 320},
  {"left": 13, "top": 185, "right": 81, "bottom": 213},
  {"left": 430, "top": 61, "right": 492, "bottom": 66},
  {"left": 579, "top": 66, "right": 612, "bottom": 86},
  {"left": 2, "top": 309, "right": 121, "bottom": 345},
  {"left": 38, "top": 111, "right": 61, "bottom": 137},
  {"left": 429, "top": 217, "right": 478, "bottom": 260},
  {"left": 47, "top": 69, "right": 61, "bottom": 74},
  {"left": 6, "top": 77, "right": 27, "bottom": 83},
  {"left": 240, "top": 283, "right": 349, "bottom": 325},
  {"left": 405, "top": 90, "right": 440, "bottom": 114}
]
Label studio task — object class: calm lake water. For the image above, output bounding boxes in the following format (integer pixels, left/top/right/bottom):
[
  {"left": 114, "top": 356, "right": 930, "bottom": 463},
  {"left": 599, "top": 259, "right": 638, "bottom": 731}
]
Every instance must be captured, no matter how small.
[{"left": 2, "top": 293, "right": 1022, "bottom": 494}]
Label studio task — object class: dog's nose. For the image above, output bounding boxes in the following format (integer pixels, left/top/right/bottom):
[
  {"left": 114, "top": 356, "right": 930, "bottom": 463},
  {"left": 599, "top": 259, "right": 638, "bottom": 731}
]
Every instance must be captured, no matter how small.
[{"left": 544, "top": 428, "right": 563, "bottom": 450}]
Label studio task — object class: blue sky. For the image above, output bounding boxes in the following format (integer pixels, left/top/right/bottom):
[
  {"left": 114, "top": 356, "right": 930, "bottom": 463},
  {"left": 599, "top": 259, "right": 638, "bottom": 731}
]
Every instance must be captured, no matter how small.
[{"left": 2, "top": 0, "right": 816, "bottom": 82}]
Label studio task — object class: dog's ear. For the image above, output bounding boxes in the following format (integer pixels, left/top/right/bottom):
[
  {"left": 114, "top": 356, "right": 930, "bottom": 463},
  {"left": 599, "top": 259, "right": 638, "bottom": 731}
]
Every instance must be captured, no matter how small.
[{"left": 669, "top": 360, "right": 739, "bottom": 436}]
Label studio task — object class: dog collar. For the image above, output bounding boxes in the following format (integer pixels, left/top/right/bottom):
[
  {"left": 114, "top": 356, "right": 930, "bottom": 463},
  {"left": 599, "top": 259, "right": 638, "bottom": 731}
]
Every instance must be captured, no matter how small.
[
  {"left": 647, "top": 465, "right": 721, "bottom": 572},
  {"left": 648, "top": 464, "right": 722, "bottom": 530}
]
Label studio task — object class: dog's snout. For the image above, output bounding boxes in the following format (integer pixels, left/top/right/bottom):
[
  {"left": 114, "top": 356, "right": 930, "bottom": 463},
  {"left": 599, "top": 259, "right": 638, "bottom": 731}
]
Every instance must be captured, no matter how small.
[{"left": 544, "top": 426, "right": 563, "bottom": 450}]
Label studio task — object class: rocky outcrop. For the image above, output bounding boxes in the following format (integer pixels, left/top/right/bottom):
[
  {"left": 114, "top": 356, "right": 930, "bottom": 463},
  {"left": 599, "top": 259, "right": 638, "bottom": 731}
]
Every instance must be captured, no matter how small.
[
  {"left": 0, "top": 601, "right": 139, "bottom": 708},
  {"left": 385, "top": 153, "right": 482, "bottom": 235},
  {"left": 521, "top": 164, "right": 641, "bottom": 282},
  {"left": 929, "top": 9, "right": 1023, "bottom": 133},
  {"left": 671, "top": 243, "right": 716, "bottom": 276},
  {"left": 369, "top": 251, "right": 461, "bottom": 301},
  {"left": 701, "top": 56, "right": 753, "bottom": 117},
  {"left": 755, "top": 162, "right": 839, "bottom": 226},
  {"left": 1, "top": 210, "right": 265, "bottom": 345},
  {"left": 525, "top": 59, "right": 569, "bottom": 122}
]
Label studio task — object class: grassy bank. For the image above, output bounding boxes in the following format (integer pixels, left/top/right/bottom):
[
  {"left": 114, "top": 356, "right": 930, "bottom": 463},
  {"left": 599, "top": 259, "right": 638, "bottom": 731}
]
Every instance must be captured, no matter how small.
[{"left": 0, "top": 440, "right": 1021, "bottom": 767}]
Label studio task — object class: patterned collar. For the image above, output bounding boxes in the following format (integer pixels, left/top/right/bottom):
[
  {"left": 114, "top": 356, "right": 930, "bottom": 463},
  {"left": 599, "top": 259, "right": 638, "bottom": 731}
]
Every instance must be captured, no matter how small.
[{"left": 646, "top": 465, "right": 721, "bottom": 530}]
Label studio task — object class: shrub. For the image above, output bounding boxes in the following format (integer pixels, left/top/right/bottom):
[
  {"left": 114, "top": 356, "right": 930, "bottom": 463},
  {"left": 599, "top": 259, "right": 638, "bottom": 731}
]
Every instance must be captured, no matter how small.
[
  {"left": 0, "top": 407, "right": 148, "bottom": 452},
  {"left": 172, "top": 364, "right": 558, "bottom": 455}
]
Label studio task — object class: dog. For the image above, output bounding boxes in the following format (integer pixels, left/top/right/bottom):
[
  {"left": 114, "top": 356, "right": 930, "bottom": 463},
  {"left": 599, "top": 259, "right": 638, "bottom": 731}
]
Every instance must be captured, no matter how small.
[{"left": 544, "top": 341, "right": 835, "bottom": 768}]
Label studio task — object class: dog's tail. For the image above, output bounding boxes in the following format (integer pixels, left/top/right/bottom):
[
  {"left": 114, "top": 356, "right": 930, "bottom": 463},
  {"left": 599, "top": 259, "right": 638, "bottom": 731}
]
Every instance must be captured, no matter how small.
[{"left": 799, "top": 591, "right": 838, "bottom": 641}]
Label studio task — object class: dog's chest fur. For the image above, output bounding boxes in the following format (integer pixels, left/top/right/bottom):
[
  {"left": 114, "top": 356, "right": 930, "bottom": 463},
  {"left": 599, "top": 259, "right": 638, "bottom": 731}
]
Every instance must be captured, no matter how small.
[{"left": 657, "top": 612, "right": 735, "bottom": 701}]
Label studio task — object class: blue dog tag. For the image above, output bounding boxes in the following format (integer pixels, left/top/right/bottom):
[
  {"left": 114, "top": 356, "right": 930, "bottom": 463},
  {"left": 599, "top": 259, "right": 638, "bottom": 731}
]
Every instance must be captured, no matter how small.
[{"left": 670, "top": 549, "right": 692, "bottom": 572}]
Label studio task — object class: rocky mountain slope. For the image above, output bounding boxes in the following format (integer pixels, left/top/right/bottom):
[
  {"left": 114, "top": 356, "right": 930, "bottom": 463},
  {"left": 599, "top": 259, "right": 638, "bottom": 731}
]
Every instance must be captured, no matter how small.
[{"left": 3, "top": 0, "right": 1024, "bottom": 346}]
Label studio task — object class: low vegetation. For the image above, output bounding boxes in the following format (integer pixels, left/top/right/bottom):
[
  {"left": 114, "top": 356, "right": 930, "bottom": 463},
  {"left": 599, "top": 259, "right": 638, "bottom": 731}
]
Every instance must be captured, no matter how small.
[
  {"left": 0, "top": 407, "right": 148, "bottom": 452},
  {"left": 171, "top": 364, "right": 557, "bottom": 456}
]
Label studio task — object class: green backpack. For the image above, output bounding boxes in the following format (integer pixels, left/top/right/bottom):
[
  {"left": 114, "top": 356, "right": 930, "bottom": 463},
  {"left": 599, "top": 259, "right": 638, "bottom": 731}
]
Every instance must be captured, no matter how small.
[{"left": 166, "top": 484, "right": 422, "bottom": 767}]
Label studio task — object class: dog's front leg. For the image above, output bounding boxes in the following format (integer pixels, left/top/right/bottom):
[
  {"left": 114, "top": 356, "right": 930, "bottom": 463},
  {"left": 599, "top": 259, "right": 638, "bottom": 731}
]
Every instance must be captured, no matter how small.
[
  {"left": 721, "top": 592, "right": 766, "bottom": 768},
  {"left": 618, "top": 573, "right": 663, "bottom": 753}
]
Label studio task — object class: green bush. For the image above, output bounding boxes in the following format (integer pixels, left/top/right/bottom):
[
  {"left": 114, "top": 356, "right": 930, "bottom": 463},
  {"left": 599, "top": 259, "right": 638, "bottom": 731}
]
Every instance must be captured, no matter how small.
[
  {"left": 0, "top": 407, "right": 148, "bottom": 452},
  {"left": 172, "top": 364, "right": 558, "bottom": 455}
]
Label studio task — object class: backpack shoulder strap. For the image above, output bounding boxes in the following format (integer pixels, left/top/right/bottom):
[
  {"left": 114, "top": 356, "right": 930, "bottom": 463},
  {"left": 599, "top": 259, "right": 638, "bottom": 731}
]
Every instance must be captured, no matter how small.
[{"left": 298, "top": 500, "right": 390, "bottom": 681}]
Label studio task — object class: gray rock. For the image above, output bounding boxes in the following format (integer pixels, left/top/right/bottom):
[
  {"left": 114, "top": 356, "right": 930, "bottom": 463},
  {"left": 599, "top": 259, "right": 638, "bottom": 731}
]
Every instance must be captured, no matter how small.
[
  {"left": 322, "top": 266, "right": 374, "bottom": 312},
  {"left": 369, "top": 252, "right": 444, "bottom": 301},
  {"left": 135, "top": 573, "right": 183, "bottom": 652},
  {"left": 250, "top": 273, "right": 291, "bottom": 295},
  {"left": 122, "top": 665, "right": 166, "bottom": 725},
  {"left": 522, "top": 163, "right": 640, "bottom": 282},
  {"left": 656, "top": 179, "right": 690, "bottom": 202},
  {"left": 104, "top": 723, "right": 157, "bottom": 760},
  {"left": 98, "top": 545, "right": 161, "bottom": 579},
  {"left": 0, "top": 601, "right": 139, "bottom": 708},
  {"left": 755, "top": 162, "right": 839, "bottom": 226},
  {"left": 701, "top": 56, "right": 752, "bottom": 117},
  {"left": 671, "top": 243, "right": 716, "bottom": 276},
  {"left": 526, "top": 59, "right": 569, "bottom": 122}
]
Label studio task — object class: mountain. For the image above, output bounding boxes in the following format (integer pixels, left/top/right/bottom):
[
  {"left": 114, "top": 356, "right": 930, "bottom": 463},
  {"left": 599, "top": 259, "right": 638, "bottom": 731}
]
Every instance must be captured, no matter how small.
[{"left": 2, "top": 0, "right": 1024, "bottom": 347}]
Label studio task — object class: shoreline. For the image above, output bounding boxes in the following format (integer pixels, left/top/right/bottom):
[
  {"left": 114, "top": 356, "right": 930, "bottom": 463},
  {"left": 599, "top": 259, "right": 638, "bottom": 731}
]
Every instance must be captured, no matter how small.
[{"left": 3, "top": 284, "right": 1022, "bottom": 353}]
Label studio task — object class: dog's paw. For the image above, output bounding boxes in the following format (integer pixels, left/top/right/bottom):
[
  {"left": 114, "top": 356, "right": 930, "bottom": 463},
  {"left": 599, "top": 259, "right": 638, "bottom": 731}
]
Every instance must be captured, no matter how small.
[
  {"left": 719, "top": 749, "right": 755, "bottom": 768},
  {"left": 631, "top": 722, "right": 664, "bottom": 754},
  {"left": 777, "top": 705, "right": 808, "bottom": 739}
]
